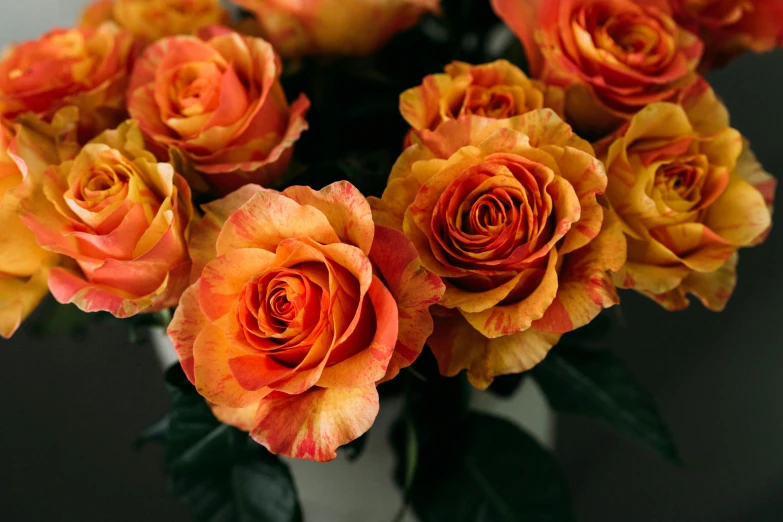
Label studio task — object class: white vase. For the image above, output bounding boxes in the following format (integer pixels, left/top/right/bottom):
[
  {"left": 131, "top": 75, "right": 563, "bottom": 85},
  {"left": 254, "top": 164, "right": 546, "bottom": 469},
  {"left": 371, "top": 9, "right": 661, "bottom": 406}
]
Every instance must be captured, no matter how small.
[{"left": 149, "top": 328, "right": 555, "bottom": 522}]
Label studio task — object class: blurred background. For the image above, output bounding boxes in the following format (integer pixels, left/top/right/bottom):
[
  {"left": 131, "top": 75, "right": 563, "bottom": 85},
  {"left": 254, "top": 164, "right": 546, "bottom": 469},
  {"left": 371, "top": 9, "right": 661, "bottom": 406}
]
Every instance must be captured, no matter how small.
[{"left": 1, "top": 2, "right": 782, "bottom": 522}]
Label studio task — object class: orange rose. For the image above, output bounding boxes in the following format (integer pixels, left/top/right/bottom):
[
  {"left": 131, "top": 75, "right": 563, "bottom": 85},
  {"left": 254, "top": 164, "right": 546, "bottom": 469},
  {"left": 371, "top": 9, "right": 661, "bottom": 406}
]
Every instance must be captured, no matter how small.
[
  {"left": 672, "top": 0, "right": 783, "bottom": 65},
  {"left": 491, "top": 0, "right": 704, "bottom": 137},
  {"left": 80, "top": 0, "right": 229, "bottom": 42},
  {"left": 604, "top": 81, "right": 775, "bottom": 310},
  {"left": 370, "top": 111, "right": 626, "bottom": 388},
  {"left": 9, "top": 113, "right": 193, "bottom": 317},
  {"left": 400, "top": 60, "right": 564, "bottom": 134},
  {"left": 229, "top": 0, "right": 440, "bottom": 56},
  {"left": 0, "top": 24, "right": 135, "bottom": 141},
  {"left": 0, "top": 123, "right": 58, "bottom": 338},
  {"left": 167, "top": 181, "right": 444, "bottom": 461},
  {"left": 127, "top": 27, "right": 309, "bottom": 196}
]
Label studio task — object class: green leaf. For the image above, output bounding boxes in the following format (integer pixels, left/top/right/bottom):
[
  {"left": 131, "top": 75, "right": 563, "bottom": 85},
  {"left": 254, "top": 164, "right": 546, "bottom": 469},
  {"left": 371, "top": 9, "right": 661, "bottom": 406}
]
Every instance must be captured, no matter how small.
[
  {"left": 532, "top": 344, "right": 680, "bottom": 462},
  {"left": 151, "top": 378, "right": 303, "bottom": 522},
  {"left": 401, "top": 413, "right": 574, "bottom": 522}
]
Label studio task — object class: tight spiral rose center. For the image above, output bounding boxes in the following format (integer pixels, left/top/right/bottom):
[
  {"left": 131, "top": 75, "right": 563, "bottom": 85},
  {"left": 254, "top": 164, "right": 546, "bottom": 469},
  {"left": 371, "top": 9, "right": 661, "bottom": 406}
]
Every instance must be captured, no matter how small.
[
  {"left": 655, "top": 155, "right": 710, "bottom": 208},
  {"left": 237, "top": 264, "right": 326, "bottom": 364},
  {"left": 172, "top": 62, "right": 222, "bottom": 117},
  {"left": 586, "top": 7, "right": 674, "bottom": 70},
  {"left": 432, "top": 158, "right": 556, "bottom": 269},
  {"left": 73, "top": 165, "right": 130, "bottom": 207},
  {"left": 461, "top": 86, "right": 516, "bottom": 119}
]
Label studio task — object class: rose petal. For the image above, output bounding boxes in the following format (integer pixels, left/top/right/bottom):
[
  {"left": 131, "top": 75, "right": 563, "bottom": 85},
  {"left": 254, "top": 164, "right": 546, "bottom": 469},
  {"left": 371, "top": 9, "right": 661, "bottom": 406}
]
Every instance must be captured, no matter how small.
[
  {"left": 250, "top": 385, "right": 379, "bottom": 462},
  {"left": 369, "top": 224, "right": 445, "bottom": 382},
  {"left": 283, "top": 181, "right": 375, "bottom": 255},
  {"left": 193, "top": 322, "right": 268, "bottom": 408},
  {"left": 428, "top": 313, "right": 560, "bottom": 389}
]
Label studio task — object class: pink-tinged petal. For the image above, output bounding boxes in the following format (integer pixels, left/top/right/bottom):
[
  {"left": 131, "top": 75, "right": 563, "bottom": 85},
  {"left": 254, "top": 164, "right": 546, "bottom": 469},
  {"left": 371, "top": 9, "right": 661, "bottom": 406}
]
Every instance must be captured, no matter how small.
[
  {"left": 735, "top": 143, "right": 777, "bottom": 216},
  {"left": 283, "top": 181, "right": 375, "bottom": 255},
  {"left": 428, "top": 313, "right": 560, "bottom": 389},
  {"left": 215, "top": 190, "right": 340, "bottom": 256},
  {"left": 490, "top": 0, "right": 545, "bottom": 76},
  {"left": 316, "top": 276, "right": 397, "bottom": 388},
  {"left": 705, "top": 172, "right": 771, "bottom": 247},
  {"left": 649, "top": 252, "right": 738, "bottom": 312},
  {"left": 228, "top": 352, "right": 298, "bottom": 391},
  {"left": 211, "top": 402, "right": 259, "bottom": 432},
  {"left": 369, "top": 225, "right": 445, "bottom": 383},
  {"left": 399, "top": 71, "right": 456, "bottom": 130},
  {"left": 203, "top": 63, "right": 250, "bottom": 130},
  {"left": 199, "top": 248, "right": 276, "bottom": 322},
  {"left": 250, "top": 385, "right": 379, "bottom": 462},
  {"left": 193, "top": 322, "right": 268, "bottom": 408},
  {"left": 195, "top": 95, "right": 311, "bottom": 195},
  {"left": 461, "top": 250, "right": 559, "bottom": 338},
  {"left": 533, "top": 207, "right": 626, "bottom": 334},
  {"left": 189, "top": 184, "right": 266, "bottom": 281},
  {"left": 48, "top": 261, "right": 190, "bottom": 318},
  {"left": 167, "top": 282, "right": 208, "bottom": 383},
  {"left": 0, "top": 266, "right": 52, "bottom": 339}
]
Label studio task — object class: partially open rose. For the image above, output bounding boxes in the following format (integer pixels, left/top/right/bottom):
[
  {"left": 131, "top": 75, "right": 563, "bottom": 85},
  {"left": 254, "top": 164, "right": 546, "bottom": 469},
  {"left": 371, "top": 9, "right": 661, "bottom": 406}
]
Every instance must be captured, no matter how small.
[
  {"left": 371, "top": 111, "right": 626, "bottom": 388},
  {"left": 168, "top": 181, "right": 444, "bottom": 461},
  {"left": 491, "top": 0, "right": 703, "bottom": 137},
  {"left": 604, "top": 83, "right": 775, "bottom": 310},
  {"left": 10, "top": 115, "right": 193, "bottom": 317},
  {"left": 127, "top": 27, "right": 309, "bottom": 196},
  {"left": 400, "top": 60, "right": 564, "bottom": 135},
  {"left": 229, "top": 0, "right": 440, "bottom": 57},
  {"left": 672, "top": 0, "right": 783, "bottom": 66},
  {"left": 0, "top": 24, "right": 135, "bottom": 141},
  {"left": 80, "top": 0, "right": 229, "bottom": 42},
  {"left": 0, "top": 123, "right": 57, "bottom": 338}
]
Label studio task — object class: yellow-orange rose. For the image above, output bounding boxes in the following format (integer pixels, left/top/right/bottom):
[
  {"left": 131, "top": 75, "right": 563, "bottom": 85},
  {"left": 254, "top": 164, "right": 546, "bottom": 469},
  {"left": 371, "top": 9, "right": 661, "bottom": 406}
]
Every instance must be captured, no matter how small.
[
  {"left": 127, "top": 26, "right": 309, "bottom": 196},
  {"left": 400, "top": 60, "right": 564, "bottom": 135},
  {"left": 672, "top": 0, "right": 783, "bottom": 66},
  {"left": 604, "top": 81, "right": 775, "bottom": 310},
  {"left": 10, "top": 114, "right": 193, "bottom": 317},
  {"left": 168, "top": 181, "right": 444, "bottom": 461},
  {"left": 0, "top": 123, "right": 57, "bottom": 338},
  {"left": 229, "top": 0, "right": 440, "bottom": 57},
  {"left": 80, "top": 0, "right": 229, "bottom": 42},
  {"left": 0, "top": 24, "right": 135, "bottom": 141},
  {"left": 370, "top": 111, "right": 626, "bottom": 388},
  {"left": 491, "top": 0, "right": 704, "bottom": 137}
]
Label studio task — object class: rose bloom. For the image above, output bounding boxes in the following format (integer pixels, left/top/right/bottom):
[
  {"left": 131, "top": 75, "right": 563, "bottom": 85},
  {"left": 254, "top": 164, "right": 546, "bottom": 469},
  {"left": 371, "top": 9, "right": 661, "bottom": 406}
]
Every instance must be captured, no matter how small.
[
  {"left": 10, "top": 114, "right": 193, "bottom": 317},
  {"left": 0, "top": 24, "right": 135, "bottom": 141},
  {"left": 168, "top": 181, "right": 444, "bottom": 461},
  {"left": 0, "top": 123, "right": 58, "bottom": 338},
  {"left": 80, "top": 0, "right": 229, "bottom": 42},
  {"left": 491, "top": 0, "right": 704, "bottom": 137},
  {"left": 400, "top": 60, "right": 564, "bottom": 134},
  {"left": 604, "top": 82, "right": 775, "bottom": 310},
  {"left": 229, "top": 0, "right": 440, "bottom": 57},
  {"left": 370, "top": 111, "right": 626, "bottom": 388},
  {"left": 671, "top": 0, "right": 783, "bottom": 65},
  {"left": 127, "top": 27, "right": 309, "bottom": 196}
]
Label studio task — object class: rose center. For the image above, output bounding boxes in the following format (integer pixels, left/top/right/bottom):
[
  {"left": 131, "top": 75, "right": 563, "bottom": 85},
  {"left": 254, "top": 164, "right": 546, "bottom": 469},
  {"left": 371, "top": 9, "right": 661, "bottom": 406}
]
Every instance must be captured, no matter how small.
[
  {"left": 467, "top": 191, "right": 516, "bottom": 236},
  {"left": 655, "top": 156, "right": 708, "bottom": 203},
  {"left": 172, "top": 62, "right": 222, "bottom": 117},
  {"left": 462, "top": 86, "right": 516, "bottom": 119},
  {"left": 237, "top": 265, "right": 325, "bottom": 356},
  {"left": 73, "top": 164, "right": 130, "bottom": 206}
]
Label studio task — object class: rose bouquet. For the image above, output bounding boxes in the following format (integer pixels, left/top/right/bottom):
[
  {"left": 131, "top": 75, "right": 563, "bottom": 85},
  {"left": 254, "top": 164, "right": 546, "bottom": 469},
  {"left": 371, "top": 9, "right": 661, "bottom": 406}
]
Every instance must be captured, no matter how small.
[{"left": 1, "top": 0, "right": 778, "bottom": 520}]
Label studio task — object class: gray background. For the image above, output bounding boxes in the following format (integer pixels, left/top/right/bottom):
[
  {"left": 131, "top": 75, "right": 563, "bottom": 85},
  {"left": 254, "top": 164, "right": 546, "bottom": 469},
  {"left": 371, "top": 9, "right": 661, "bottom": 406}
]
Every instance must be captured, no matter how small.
[{"left": 1, "top": 2, "right": 782, "bottom": 521}]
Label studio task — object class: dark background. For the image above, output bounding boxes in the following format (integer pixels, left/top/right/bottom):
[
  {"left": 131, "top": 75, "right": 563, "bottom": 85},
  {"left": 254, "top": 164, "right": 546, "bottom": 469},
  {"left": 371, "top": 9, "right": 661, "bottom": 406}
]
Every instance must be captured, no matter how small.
[{"left": 1, "top": 8, "right": 782, "bottom": 522}]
